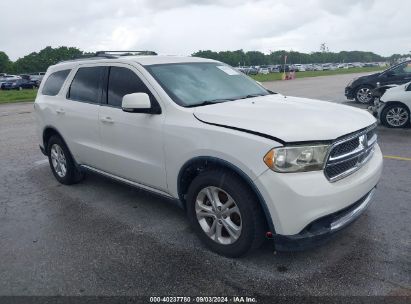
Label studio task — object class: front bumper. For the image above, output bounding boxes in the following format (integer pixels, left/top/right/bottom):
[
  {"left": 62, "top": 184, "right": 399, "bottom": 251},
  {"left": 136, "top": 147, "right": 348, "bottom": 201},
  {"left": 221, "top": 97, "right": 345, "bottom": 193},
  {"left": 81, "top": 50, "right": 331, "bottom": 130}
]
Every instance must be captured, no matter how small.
[
  {"left": 367, "top": 98, "right": 384, "bottom": 117},
  {"left": 254, "top": 144, "right": 383, "bottom": 236},
  {"left": 39, "top": 144, "right": 47, "bottom": 156},
  {"left": 344, "top": 86, "right": 355, "bottom": 99},
  {"left": 272, "top": 187, "right": 376, "bottom": 250}
]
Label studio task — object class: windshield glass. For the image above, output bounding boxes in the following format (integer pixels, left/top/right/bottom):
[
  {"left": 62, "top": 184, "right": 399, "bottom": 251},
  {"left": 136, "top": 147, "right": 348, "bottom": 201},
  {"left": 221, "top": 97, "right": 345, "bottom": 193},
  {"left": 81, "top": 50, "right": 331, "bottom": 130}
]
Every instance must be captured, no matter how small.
[{"left": 146, "top": 62, "right": 269, "bottom": 107}]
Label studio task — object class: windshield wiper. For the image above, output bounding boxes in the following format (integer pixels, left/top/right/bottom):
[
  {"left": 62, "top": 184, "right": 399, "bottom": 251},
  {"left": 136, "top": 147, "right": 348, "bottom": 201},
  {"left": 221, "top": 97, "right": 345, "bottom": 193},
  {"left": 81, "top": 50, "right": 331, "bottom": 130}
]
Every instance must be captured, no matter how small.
[
  {"left": 237, "top": 93, "right": 266, "bottom": 100},
  {"left": 186, "top": 98, "right": 235, "bottom": 108}
]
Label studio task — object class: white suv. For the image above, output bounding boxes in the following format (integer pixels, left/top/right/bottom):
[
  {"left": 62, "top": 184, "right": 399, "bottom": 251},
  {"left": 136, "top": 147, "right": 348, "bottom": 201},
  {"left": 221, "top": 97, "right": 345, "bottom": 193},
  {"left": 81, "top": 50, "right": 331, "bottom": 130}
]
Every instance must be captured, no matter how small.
[{"left": 35, "top": 52, "right": 383, "bottom": 257}]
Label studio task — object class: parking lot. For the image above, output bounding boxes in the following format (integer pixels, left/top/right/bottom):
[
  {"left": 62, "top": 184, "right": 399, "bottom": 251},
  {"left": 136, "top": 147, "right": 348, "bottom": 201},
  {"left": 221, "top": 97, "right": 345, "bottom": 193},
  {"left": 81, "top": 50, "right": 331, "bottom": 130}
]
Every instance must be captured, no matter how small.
[{"left": 0, "top": 73, "right": 410, "bottom": 297}]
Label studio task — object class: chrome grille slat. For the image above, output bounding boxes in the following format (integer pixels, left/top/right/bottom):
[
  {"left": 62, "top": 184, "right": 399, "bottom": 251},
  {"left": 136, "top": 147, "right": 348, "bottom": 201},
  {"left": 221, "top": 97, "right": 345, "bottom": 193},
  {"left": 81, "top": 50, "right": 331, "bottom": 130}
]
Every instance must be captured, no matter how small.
[{"left": 324, "top": 124, "right": 377, "bottom": 182}]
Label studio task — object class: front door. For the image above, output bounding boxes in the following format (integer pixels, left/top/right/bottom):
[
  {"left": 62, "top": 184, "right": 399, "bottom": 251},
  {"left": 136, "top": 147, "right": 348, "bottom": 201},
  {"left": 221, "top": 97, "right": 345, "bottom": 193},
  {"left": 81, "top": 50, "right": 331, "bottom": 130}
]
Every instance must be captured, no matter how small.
[{"left": 98, "top": 65, "right": 167, "bottom": 191}]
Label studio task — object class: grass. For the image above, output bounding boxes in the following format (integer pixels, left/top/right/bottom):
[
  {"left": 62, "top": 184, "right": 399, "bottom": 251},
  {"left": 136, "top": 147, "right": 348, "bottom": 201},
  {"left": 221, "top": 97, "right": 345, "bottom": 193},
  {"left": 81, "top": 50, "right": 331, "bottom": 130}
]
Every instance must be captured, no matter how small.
[
  {"left": 251, "top": 66, "right": 383, "bottom": 82},
  {"left": 0, "top": 89, "right": 38, "bottom": 104}
]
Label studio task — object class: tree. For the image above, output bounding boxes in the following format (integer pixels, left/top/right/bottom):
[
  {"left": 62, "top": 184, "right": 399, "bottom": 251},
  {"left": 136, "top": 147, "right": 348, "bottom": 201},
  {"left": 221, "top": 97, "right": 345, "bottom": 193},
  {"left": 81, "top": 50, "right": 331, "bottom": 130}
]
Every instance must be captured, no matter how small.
[
  {"left": 320, "top": 43, "right": 330, "bottom": 53},
  {"left": 12, "top": 46, "right": 83, "bottom": 73},
  {"left": 0, "top": 51, "right": 11, "bottom": 73}
]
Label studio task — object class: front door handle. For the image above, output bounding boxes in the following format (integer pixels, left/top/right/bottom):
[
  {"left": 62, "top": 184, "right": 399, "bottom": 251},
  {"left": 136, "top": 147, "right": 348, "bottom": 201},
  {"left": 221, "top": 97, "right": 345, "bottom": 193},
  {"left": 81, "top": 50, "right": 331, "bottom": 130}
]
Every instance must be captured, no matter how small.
[
  {"left": 100, "top": 116, "right": 114, "bottom": 123},
  {"left": 55, "top": 108, "right": 65, "bottom": 114}
]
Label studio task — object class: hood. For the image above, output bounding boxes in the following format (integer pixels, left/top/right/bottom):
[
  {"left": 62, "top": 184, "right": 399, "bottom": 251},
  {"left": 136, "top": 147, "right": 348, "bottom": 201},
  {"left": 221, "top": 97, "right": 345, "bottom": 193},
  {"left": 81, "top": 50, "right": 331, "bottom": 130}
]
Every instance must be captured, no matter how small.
[
  {"left": 355, "top": 72, "right": 380, "bottom": 82},
  {"left": 193, "top": 94, "right": 376, "bottom": 143},
  {"left": 381, "top": 82, "right": 410, "bottom": 102}
]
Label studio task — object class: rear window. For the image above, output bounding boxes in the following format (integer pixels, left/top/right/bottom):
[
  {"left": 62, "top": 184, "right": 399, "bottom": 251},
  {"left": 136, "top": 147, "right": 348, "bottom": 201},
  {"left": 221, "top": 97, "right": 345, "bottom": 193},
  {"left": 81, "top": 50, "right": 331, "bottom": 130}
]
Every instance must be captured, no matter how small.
[
  {"left": 42, "top": 69, "right": 71, "bottom": 96},
  {"left": 68, "top": 67, "right": 106, "bottom": 104}
]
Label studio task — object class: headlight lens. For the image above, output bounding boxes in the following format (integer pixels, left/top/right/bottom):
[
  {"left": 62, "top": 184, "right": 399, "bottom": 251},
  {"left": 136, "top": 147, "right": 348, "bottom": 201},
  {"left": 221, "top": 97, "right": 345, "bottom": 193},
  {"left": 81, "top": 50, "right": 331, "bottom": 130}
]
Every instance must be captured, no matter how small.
[{"left": 264, "top": 145, "right": 329, "bottom": 173}]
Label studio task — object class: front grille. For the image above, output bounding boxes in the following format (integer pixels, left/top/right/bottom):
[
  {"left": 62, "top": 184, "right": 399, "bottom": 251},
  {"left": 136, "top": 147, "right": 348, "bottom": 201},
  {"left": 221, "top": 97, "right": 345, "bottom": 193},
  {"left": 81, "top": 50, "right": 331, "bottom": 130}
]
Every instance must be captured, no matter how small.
[{"left": 324, "top": 124, "right": 377, "bottom": 182}]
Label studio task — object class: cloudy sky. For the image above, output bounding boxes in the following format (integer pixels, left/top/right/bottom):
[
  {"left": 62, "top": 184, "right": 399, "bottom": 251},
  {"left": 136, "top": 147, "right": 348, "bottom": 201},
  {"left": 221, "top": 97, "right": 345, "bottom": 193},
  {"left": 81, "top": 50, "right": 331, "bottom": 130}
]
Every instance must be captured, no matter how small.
[{"left": 1, "top": 0, "right": 410, "bottom": 60}]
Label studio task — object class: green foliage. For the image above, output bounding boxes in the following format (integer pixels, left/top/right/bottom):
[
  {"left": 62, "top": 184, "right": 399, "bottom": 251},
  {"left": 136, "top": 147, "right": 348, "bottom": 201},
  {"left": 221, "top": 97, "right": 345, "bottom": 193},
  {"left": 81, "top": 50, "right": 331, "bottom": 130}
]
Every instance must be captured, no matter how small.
[
  {"left": 0, "top": 89, "right": 38, "bottom": 104},
  {"left": 3, "top": 46, "right": 83, "bottom": 74},
  {"left": 0, "top": 52, "right": 11, "bottom": 73},
  {"left": 193, "top": 49, "right": 396, "bottom": 66},
  {"left": 0, "top": 46, "right": 408, "bottom": 76}
]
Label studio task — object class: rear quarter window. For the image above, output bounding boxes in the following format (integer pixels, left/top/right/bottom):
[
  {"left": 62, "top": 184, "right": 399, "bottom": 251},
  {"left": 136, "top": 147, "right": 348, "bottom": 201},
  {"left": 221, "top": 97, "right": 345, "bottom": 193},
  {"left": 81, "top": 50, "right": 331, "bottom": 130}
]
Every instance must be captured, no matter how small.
[{"left": 42, "top": 69, "right": 71, "bottom": 96}]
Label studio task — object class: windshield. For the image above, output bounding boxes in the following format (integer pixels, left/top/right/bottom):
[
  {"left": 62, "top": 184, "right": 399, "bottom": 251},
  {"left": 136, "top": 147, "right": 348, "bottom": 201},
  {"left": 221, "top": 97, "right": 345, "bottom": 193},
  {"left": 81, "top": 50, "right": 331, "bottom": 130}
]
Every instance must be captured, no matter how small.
[{"left": 146, "top": 62, "right": 269, "bottom": 107}]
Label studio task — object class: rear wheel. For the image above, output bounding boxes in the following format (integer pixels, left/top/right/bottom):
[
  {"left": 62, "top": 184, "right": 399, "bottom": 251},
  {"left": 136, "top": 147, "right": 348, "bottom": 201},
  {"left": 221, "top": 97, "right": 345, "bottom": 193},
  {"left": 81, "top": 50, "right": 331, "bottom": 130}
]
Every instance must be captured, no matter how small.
[
  {"left": 47, "top": 135, "right": 83, "bottom": 184},
  {"left": 355, "top": 85, "right": 374, "bottom": 104},
  {"left": 381, "top": 104, "right": 410, "bottom": 128},
  {"left": 186, "top": 169, "right": 265, "bottom": 257}
]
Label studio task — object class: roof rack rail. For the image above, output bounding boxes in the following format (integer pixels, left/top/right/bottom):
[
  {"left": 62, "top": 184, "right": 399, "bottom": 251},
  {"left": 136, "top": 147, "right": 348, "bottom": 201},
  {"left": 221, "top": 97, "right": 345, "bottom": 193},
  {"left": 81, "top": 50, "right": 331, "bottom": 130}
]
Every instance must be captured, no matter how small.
[
  {"left": 57, "top": 51, "right": 157, "bottom": 64},
  {"left": 95, "top": 51, "right": 158, "bottom": 57}
]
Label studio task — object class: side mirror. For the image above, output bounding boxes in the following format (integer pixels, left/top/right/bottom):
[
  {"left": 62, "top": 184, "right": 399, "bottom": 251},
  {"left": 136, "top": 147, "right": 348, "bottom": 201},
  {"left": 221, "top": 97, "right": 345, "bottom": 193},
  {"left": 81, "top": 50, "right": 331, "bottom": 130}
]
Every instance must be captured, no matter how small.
[{"left": 122, "top": 93, "right": 156, "bottom": 114}]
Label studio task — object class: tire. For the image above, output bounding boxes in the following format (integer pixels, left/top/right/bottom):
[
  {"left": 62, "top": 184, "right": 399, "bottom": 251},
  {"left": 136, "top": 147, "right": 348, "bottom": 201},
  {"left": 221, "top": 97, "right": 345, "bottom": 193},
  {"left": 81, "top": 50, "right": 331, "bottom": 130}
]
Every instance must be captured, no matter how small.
[
  {"left": 355, "top": 85, "right": 374, "bottom": 104},
  {"left": 47, "top": 135, "right": 84, "bottom": 185},
  {"left": 186, "top": 169, "right": 266, "bottom": 257},
  {"left": 381, "top": 103, "right": 410, "bottom": 128}
]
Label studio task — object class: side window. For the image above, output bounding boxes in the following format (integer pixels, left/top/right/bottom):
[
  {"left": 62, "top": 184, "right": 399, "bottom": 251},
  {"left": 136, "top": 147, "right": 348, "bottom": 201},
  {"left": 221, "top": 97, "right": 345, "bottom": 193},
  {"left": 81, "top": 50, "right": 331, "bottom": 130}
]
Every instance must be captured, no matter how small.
[
  {"left": 404, "top": 63, "right": 411, "bottom": 74},
  {"left": 42, "top": 69, "right": 71, "bottom": 96},
  {"left": 392, "top": 62, "right": 411, "bottom": 75},
  {"left": 107, "top": 67, "right": 150, "bottom": 107},
  {"left": 68, "top": 66, "right": 106, "bottom": 104}
]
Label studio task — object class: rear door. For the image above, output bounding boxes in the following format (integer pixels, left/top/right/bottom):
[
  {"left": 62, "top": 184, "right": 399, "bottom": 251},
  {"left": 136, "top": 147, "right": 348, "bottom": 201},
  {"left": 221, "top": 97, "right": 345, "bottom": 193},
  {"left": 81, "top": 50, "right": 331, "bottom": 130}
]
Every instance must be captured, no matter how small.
[
  {"left": 58, "top": 65, "right": 107, "bottom": 168},
  {"left": 98, "top": 64, "right": 167, "bottom": 191}
]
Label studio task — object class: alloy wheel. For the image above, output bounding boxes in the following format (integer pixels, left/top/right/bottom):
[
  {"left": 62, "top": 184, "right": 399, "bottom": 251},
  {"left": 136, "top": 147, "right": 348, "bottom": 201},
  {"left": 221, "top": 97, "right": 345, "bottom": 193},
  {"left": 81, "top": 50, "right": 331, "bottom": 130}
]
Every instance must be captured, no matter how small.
[
  {"left": 386, "top": 107, "right": 409, "bottom": 127},
  {"left": 50, "top": 144, "right": 67, "bottom": 178},
  {"left": 356, "top": 87, "right": 373, "bottom": 103},
  {"left": 195, "top": 186, "right": 242, "bottom": 245}
]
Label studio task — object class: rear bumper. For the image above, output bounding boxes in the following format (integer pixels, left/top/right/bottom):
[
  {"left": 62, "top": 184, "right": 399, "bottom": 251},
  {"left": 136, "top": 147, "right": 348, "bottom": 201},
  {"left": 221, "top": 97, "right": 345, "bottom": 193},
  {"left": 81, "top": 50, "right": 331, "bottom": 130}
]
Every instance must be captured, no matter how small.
[{"left": 272, "top": 187, "right": 376, "bottom": 251}]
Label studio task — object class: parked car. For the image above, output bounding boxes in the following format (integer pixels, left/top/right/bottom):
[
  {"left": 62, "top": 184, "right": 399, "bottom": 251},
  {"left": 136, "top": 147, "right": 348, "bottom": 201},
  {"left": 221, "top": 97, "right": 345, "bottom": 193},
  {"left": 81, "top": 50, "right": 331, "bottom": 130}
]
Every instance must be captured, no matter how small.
[
  {"left": 313, "top": 64, "right": 323, "bottom": 71},
  {"left": 35, "top": 53, "right": 382, "bottom": 257},
  {"left": 279, "top": 64, "right": 290, "bottom": 73},
  {"left": 375, "top": 82, "right": 411, "bottom": 128},
  {"left": 268, "top": 65, "right": 280, "bottom": 73},
  {"left": 305, "top": 64, "right": 315, "bottom": 71},
  {"left": 293, "top": 64, "right": 306, "bottom": 72},
  {"left": 259, "top": 67, "right": 269, "bottom": 74},
  {"left": 345, "top": 60, "right": 411, "bottom": 104},
  {"left": 0, "top": 75, "right": 21, "bottom": 87},
  {"left": 2, "top": 79, "right": 39, "bottom": 90},
  {"left": 29, "top": 72, "right": 46, "bottom": 82},
  {"left": 244, "top": 67, "right": 258, "bottom": 75}
]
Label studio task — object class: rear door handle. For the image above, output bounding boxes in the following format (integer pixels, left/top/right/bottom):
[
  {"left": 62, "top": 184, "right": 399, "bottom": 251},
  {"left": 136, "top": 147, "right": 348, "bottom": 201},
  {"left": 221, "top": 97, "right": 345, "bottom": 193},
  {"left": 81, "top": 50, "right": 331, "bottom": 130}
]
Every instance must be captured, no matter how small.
[
  {"left": 100, "top": 116, "right": 114, "bottom": 124},
  {"left": 55, "top": 108, "right": 65, "bottom": 114}
]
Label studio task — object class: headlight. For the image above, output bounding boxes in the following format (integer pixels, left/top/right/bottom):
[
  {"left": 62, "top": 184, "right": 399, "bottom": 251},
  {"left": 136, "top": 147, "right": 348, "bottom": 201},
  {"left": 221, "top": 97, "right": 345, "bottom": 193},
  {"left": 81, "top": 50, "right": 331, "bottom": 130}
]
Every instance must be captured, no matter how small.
[{"left": 264, "top": 145, "right": 329, "bottom": 173}]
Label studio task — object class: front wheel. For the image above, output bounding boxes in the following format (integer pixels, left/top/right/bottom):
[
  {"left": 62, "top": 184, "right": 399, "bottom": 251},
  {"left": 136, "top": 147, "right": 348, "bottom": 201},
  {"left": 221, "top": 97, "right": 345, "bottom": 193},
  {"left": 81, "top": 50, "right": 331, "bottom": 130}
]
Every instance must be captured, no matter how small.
[
  {"left": 186, "top": 169, "right": 265, "bottom": 257},
  {"left": 381, "top": 104, "right": 410, "bottom": 128},
  {"left": 355, "top": 85, "right": 374, "bottom": 104}
]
